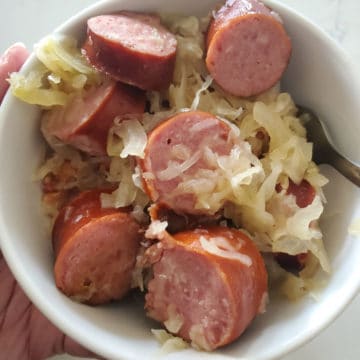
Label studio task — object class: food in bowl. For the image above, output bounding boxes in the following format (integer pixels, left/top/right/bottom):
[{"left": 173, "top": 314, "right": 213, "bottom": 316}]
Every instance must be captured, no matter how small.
[{"left": 8, "top": 0, "right": 331, "bottom": 352}]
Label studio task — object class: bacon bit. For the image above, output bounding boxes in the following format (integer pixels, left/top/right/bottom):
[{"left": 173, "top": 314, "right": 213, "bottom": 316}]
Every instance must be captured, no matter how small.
[
  {"left": 42, "top": 173, "right": 58, "bottom": 193},
  {"left": 287, "top": 179, "right": 316, "bottom": 208},
  {"left": 275, "top": 183, "right": 283, "bottom": 193},
  {"left": 246, "top": 127, "right": 270, "bottom": 157},
  {"left": 275, "top": 252, "right": 308, "bottom": 272},
  {"left": 275, "top": 179, "right": 316, "bottom": 208}
]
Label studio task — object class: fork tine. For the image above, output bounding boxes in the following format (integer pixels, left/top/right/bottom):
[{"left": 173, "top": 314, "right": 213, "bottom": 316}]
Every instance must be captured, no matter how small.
[{"left": 296, "top": 104, "right": 360, "bottom": 187}]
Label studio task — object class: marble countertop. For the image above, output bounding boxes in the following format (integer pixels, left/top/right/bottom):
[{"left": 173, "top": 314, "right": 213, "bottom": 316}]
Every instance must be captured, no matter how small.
[{"left": 0, "top": 1, "right": 359, "bottom": 359}]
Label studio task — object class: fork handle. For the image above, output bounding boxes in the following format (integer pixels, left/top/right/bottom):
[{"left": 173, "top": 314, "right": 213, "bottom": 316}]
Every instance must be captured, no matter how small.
[{"left": 329, "top": 148, "right": 360, "bottom": 187}]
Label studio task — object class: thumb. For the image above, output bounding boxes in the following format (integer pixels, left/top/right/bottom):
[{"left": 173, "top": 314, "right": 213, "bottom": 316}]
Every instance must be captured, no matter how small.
[
  {"left": 0, "top": 43, "right": 29, "bottom": 102},
  {"left": 29, "top": 306, "right": 104, "bottom": 360},
  {"left": 64, "top": 335, "right": 105, "bottom": 359}
]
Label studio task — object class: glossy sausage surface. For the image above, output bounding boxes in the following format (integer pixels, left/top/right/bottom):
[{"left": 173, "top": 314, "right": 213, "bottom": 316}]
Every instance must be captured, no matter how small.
[
  {"left": 82, "top": 12, "right": 177, "bottom": 90},
  {"left": 41, "top": 80, "right": 145, "bottom": 155},
  {"left": 145, "top": 226, "right": 268, "bottom": 350},
  {"left": 139, "top": 110, "right": 234, "bottom": 215},
  {"left": 53, "top": 189, "right": 142, "bottom": 305},
  {"left": 206, "top": 0, "right": 291, "bottom": 97}
]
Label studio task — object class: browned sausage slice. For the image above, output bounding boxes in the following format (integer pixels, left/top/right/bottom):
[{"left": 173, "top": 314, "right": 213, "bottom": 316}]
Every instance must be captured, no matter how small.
[
  {"left": 53, "top": 189, "right": 142, "bottom": 305},
  {"left": 139, "top": 111, "right": 235, "bottom": 215},
  {"left": 206, "top": 0, "right": 292, "bottom": 97},
  {"left": 145, "top": 226, "right": 268, "bottom": 350},
  {"left": 82, "top": 12, "right": 177, "bottom": 91},
  {"left": 41, "top": 80, "right": 145, "bottom": 155}
]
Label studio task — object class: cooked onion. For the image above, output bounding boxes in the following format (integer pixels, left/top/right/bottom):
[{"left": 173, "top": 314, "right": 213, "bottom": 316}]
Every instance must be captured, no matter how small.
[
  {"left": 199, "top": 235, "right": 252, "bottom": 266},
  {"left": 108, "top": 117, "right": 147, "bottom": 159},
  {"left": 10, "top": 35, "right": 100, "bottom": 107}
]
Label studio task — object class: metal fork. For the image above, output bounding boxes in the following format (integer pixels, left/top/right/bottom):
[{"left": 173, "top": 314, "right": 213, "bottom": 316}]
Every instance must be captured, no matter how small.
[{"left": 297, "top": 106, "right": 360, "bottom": 187}]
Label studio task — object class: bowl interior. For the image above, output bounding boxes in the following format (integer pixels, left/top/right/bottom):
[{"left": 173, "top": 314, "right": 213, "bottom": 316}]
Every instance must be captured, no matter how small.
[{"left": 0, "top": 1, "right": 359, "bottom": 359}]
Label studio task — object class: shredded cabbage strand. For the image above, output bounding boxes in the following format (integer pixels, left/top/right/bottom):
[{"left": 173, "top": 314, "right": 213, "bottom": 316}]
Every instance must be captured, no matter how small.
[{"left": 9, "top": 35, "right": 100, "bottom": 106}]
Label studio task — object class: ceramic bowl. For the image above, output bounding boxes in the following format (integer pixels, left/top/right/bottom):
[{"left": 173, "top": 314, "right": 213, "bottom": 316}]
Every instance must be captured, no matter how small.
[{"left": 0, "top": 1, "right": 359, "bottom": 359}]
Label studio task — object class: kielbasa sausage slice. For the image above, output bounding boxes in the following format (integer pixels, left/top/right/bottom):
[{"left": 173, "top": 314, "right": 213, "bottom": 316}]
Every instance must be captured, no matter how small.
[
  {"left": 145, "top": 226, "right": 268, "bottom": 350},
  {"left": 41, "top": 80, "right": 145, "bottom": 156},
  {"left": 206, "top": 0, "right": 292, "bottom": 97},
  {"left": 82, "top": 12, "right": 177, "bottom": 91},
  {"left": 139, "top": 111, "right": 235, "bottom": 215},
  {"left": 53, "top": 189, "right": 142, "bottom": 305}
]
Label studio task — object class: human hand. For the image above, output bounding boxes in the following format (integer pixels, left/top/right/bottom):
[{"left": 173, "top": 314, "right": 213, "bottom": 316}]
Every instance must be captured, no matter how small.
[{"left": 0, "top": 44, "right": 99, "bottom": 360}]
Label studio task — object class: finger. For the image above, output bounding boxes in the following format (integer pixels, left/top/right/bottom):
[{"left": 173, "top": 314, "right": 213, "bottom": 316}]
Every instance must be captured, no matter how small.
[
  {"left": 0, "top": 43, "right": 29, "bottom": 103},
  {"left": 0, "top": 254, "right": 32, "bottom": 359},
  {"left": 0, "top": 251, "right": 17, "bottom": 315},
  {"left": 0, "top": 251, "right": 103, "bottom": 360},
  {"left": 30, "top": 306, "right": 104, "bottom": 360},
  {"left": 64, "top": 335, "right": 105, "bottom": 359}
]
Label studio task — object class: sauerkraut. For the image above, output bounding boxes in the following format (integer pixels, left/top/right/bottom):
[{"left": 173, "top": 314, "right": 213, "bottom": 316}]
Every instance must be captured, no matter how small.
[
  {"left": 12, "top": 13, "right": 330, "bottom": 302},
  {"left": 143, "top": 14, "right": 330, "bottom": 284},
  {"left": 151, "top": 329, "right": 189, "bottom": 354},
  {"left": 9, "top": 35, "right": 100, "bottom": 106}
]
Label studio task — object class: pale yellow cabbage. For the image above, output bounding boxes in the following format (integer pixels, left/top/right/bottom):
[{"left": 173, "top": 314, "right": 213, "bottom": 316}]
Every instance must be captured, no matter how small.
[
  {"left": 34, "top": 146, "right": 109, "bottom": 190},
  {"left": 107, "top": 116, "right": 148, "bottom": 159},
  {"left": 9, "top": 66, "right": 69, "bottom": 106},
  {"left": 31, "top": 14, "right": 330, "bottom": 301},
  {"left": 100, "top": 157, "right": 149, "bottom": 211},
  {"left": 151, "top": 329, "right": 189, "bottom": 354}
]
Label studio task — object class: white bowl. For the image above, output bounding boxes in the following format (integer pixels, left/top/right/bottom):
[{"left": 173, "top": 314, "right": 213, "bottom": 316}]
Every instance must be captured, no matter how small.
[{"left": 0, "top": 1, "right": 360, "bottom": 359}]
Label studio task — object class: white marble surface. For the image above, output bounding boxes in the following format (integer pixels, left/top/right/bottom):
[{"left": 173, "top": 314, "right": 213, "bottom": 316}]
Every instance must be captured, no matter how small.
[{"left": 0, "top": 0, "right": 359, "bottom": 359}]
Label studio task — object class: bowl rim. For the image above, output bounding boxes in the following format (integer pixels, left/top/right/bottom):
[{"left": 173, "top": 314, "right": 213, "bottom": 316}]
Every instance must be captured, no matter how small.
[{"left": 0, "top": 1, "right": 359, "bottom": 359}]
